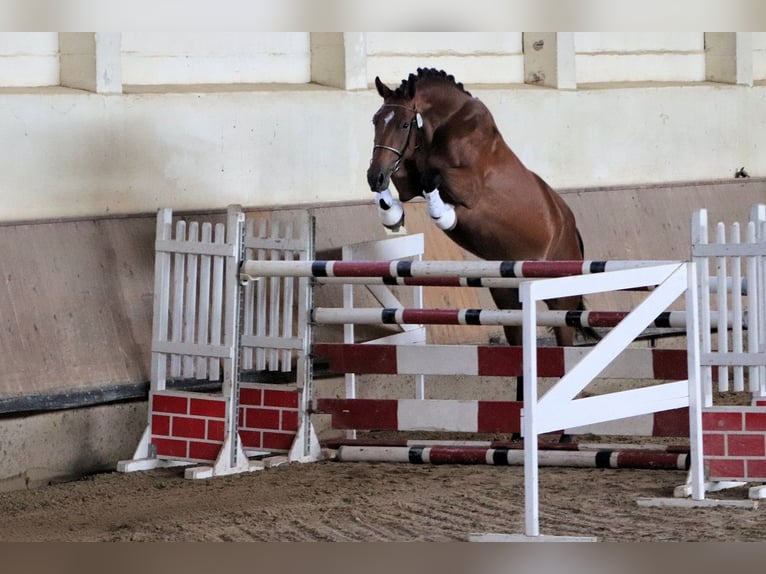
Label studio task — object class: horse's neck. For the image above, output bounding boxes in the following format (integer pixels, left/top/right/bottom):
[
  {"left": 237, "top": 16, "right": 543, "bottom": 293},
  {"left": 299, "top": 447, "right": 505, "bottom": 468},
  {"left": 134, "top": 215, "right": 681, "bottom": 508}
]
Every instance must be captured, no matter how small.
[{"left": 415, "top": 85, "right": 469, "bottom": 132}]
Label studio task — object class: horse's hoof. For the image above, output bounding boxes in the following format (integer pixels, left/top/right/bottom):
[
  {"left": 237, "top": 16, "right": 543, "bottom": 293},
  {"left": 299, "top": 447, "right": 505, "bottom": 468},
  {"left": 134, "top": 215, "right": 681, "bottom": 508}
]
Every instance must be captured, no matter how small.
[{"left": 383, "top": 214, "right": 405, "bottom": 232}]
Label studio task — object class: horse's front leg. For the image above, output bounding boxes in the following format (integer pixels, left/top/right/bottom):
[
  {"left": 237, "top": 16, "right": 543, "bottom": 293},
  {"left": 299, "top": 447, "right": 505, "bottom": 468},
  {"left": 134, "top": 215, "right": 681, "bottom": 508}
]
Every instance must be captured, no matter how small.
[
  {"left": 372, "top": 170, "right": 424, "bottom": 232},
  {"left": 374, "top": 187, "right": 405, "bottom": 231},
  {"left": 421, "top": 170, "right": 457, "bottom": 231}
]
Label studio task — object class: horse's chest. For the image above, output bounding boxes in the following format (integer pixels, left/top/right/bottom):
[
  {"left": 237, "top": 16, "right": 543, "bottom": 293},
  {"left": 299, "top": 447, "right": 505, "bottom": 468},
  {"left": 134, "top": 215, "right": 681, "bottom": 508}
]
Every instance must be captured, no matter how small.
[{"left": 447, "top": 210, "right": 549, "bottom": 261}]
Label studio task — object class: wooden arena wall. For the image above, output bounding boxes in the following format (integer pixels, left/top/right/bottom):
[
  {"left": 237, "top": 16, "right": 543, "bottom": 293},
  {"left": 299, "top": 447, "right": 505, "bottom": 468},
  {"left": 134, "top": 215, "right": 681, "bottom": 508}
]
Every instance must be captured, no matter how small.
[{"left": 0, "top": 177, "right": 764, "bottom": 407}]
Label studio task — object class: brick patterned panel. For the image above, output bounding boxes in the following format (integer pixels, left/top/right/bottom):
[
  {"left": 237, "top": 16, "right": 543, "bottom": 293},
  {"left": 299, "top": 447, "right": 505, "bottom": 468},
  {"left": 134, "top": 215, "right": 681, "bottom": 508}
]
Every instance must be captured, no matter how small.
[
  {"left": 238, "top": 384, "right": 299, "bottom": 453},
  {"left": 150, "top": 391, "right": 227, "bottom": 463},
  {"left": 703, "top": 406, "right": 766, "bottom": 481}
]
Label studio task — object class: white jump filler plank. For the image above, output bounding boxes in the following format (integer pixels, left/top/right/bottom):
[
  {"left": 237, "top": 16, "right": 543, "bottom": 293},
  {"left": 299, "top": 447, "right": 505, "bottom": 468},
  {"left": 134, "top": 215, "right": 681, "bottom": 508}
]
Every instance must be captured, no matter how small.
[
  {"left": 397, "top": 399, "right": 479, "bottom": 432},
  {"left": 397, "top": 344, "right": 479, "bottom": 376}
]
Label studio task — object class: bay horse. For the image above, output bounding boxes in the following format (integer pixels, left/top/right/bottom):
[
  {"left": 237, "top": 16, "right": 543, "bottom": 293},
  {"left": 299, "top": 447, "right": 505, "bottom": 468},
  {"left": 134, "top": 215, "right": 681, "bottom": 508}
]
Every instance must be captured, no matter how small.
[{"left": 366, "top": 68, "right": 590, "bottom": 379}]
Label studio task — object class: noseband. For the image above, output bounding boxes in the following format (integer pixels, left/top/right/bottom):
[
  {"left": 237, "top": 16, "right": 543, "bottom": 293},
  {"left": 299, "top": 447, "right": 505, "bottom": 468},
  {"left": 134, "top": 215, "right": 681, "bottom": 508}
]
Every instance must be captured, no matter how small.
[{"left": 373, "top": 104, "right": 420, "bottom": 173}]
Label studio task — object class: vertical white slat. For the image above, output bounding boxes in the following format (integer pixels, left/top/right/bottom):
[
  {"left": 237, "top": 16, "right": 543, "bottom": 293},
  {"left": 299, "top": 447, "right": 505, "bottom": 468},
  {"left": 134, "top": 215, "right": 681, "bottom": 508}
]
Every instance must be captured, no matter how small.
[
  {"left": 195, "top": 222, "right": 213, "bottom": 379},
  {"left": 760, "top": 217, "right": 766, "bottom": 396},
  {"left": 730, "top": 223, "right": 744, "bottom": 391},
  {"left": 746, "top": 221, "right": 760, "bottom": 392},
  {"left": 715, "top": 222, "right": 729, "bottom": 391},
  {"left": 268, "top": 220, "right": 282, "bottom": 371},
  {"left": 222, "top": 205, "right": 245, "bottom": 469},
  {"left": 756, "top": 209, "right": 766, "bottom": 397},
  {"left": 241, "top": 218, "right": 255, "bottom": 371},
  {"left": 151, "top": 208, "right": 173, "bottom": 392},
  {"left": 341, "top": 243, "right": 357, "bottom": 414},
  {"left": 692, "top": 209, "right": 713, "bottom": 405},
  {"left": 756, "top": 205, "right": 766, "bottom": 396},
  {"left": 293, "top": 213, "right": 315, "bottom": 459},
  {"left": 280, "top": 221, "right": 295, "bottom": 371},
  {"left": 182, "top": 222, "right": 199, "bottom": 378},
  {"left": 340, "top": 242, "right": 358, "bottom": 440},
  {"left": 170, "top": 220, "right": 187, "bottom": 378},
  {"left": 208, "top": 222, "right": 225, "bottom": 381},
  {"left": 255, "top": 218, "right": 268, "bottom": 371},
  {"left": 222, "top": 205, "right": 243, "bottom": 389},
  {"left": 414, "top": 249, "right": 425, "bottom": 400}
]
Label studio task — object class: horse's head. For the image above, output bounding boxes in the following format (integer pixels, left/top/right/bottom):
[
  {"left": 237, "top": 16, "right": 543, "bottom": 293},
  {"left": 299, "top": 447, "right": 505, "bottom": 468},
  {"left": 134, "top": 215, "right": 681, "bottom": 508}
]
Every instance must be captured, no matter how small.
[{"left": 366, "top": 76, "right": 421, "bottom": 193}]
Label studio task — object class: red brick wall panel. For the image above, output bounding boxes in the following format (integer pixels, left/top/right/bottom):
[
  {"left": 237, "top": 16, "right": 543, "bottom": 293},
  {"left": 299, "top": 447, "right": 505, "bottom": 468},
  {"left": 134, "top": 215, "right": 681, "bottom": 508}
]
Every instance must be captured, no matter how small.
[
  {"left": 153, "top": 394, "right": 189, "bottom": 414},
  {"left": 702, "top": 432, "right": 726, "bottom": 456},
  {"left": 702, "top": 411, "right": 743, "bottom": 432},
  {"left": 239, "top": 430, "right": 263, "bottom": 449},
  {"left": 153, "top": 437, "right": 188, "bottom": 458},
  {"left": 745, "top": 411, "right": 766, "bottom": 431},
  {"left": 706, "top": 458, "right": 745, "bottom": 480},
  {"left": 727, "top": 434, "right": 766, "bottom": 457},
  {"left": 244, "top": 407, "right": 281, "bottom": 430},
  {"left": 190, "top": 398, "right": 226, "bottom": 418},
  {"left": 262, "top": 432, "right": 294, "bottom": 451},
  {"left": 746, "top": 458, "right": 766, "bottom": 480},
  {"left": 189, "top": 441, "right": 221, "bottom": 462},
  {"left": 172, "top": 416, "right": 206, "bottom": 439},
  {"left": 281, "top": 410, "right": 299, "bottom": 431},
  {"left": 239, "top": 387, "right": 263, "bottom": 406},
  {"left": 207, "top": 419, "right": 225, "bottom": 442},
  {"left": 151, "top": 414, "right": 171, "bottom": 437},
  {"left": 263, "top": 389, "right": 299, "bottom": 409}
]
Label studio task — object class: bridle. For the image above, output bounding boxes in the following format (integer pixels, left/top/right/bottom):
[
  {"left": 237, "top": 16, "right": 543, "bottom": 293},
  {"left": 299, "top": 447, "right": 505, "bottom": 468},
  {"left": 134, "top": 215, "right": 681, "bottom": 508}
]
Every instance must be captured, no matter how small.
[{"left": 372, "top": 104, "right": 421, "bottom": 173}]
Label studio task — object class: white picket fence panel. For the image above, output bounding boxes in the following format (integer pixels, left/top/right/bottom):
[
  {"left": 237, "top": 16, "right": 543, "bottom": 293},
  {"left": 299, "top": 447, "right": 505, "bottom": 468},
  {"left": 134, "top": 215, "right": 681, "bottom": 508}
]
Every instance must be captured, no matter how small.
[{"left": 692, "top": 205, "right": 766, "bottom": 403}]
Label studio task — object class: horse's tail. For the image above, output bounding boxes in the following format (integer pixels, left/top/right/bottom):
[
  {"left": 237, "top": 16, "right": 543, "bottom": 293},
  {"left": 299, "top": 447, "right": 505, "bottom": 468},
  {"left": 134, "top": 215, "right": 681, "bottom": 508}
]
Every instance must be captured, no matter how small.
[{"left": 575, "top": 227, "right": 602, "bottom": 344}]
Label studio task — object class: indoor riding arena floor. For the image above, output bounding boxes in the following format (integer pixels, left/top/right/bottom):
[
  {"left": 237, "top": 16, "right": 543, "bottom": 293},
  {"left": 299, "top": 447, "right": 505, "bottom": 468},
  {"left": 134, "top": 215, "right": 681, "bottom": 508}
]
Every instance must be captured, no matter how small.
[{"left": 1, "top": 435, "right": 766, "bottom": 542}]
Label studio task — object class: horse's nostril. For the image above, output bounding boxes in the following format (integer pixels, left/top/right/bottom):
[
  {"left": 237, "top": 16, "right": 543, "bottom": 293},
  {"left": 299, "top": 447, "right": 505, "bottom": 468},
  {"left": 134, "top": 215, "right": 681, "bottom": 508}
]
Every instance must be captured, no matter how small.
[{"left": 377, "top": 173, "right": 385, "bottom": 186}]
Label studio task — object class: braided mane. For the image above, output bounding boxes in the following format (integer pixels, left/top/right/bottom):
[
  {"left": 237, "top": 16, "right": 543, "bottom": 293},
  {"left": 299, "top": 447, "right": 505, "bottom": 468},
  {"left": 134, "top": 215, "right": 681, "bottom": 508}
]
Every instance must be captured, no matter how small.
[{"left": 394, "top": 68, "right": 472, "bottom": 98}]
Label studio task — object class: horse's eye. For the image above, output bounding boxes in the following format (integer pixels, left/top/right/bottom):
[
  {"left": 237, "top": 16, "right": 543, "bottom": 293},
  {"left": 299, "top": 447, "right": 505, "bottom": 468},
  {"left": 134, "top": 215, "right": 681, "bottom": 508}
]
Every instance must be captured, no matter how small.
[{"left": 402, "top": 122, "right": 409, "bottom": 129}]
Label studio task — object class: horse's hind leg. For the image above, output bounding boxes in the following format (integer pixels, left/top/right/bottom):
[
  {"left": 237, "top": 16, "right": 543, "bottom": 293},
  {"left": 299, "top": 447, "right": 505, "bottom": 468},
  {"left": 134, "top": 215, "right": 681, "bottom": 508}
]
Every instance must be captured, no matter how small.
[
  {"left": 489, "top": 288, "right": 525, "bottom": 404},
  {"left": 492, "top": 288, "right": 579, "bottom": 443},
  {"left": 547, "top": 294, "right": 584, "bottom": 346}
]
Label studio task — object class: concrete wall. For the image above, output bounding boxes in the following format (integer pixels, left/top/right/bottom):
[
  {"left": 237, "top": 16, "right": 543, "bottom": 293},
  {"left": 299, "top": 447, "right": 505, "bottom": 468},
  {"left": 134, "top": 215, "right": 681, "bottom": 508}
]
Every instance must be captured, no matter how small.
[{"left": 0, "top": 402, "right": 146, "bottom": 492}]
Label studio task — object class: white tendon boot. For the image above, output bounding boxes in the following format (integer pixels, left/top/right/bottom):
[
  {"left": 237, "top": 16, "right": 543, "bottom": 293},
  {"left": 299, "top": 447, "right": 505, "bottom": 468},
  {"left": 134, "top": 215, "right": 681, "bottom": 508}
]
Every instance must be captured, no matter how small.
[
  {"left": 375, "top": 188, "right": 405, "bottom": 229},
  {"left": 425, "top": 189, "right": 457, "bottom": 230}
]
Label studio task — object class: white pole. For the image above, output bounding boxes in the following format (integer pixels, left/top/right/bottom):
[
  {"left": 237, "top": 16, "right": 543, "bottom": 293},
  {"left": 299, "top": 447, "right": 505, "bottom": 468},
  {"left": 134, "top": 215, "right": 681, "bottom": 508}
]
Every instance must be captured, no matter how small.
[
  {"left": 521, "top": 279, "right": 540, "bottom": 537},
  {"left": 686, "top": 260, "right": 706, "bottom": 501}
]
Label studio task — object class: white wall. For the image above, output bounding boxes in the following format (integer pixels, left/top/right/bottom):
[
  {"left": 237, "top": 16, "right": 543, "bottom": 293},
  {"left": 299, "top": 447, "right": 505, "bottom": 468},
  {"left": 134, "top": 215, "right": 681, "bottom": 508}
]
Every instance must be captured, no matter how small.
[
  {"left": 0, "top": 32, "right": 764, "bottom": 222},
  {"left": 0, "top": 33, "right": 59, "bottom": 87},
  {"left": 2, "top": 82, "right": 765, "bottom": 222},
  {"left": 574, "top": 33, "right": 705, "bottom": 83},
  {"left": 366, "top": 33, "right": 524, "bottom": 85},
  {"left": 754, "top": 32, "right": 766, "bottom": 81},
  {"left": 121, "top": 33, "right": 311, "bottom": 85}
]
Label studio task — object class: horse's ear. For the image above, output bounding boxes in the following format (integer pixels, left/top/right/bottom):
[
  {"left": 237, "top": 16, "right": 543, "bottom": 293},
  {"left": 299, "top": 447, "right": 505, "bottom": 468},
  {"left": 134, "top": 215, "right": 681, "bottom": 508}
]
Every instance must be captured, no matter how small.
[
  {"left": 406, "top": 76, "right": 417, "bottom": 99},
  {"left": 374, "top": 76, "right": 392, "bottom": 98}
]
